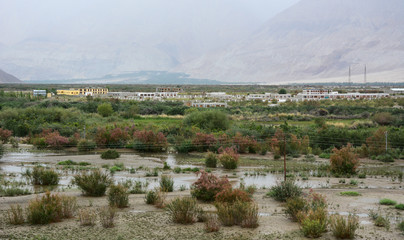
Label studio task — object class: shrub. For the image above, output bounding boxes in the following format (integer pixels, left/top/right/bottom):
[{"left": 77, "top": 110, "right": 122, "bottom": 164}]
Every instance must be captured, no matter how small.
[
  {"left": 72, "top": 169, "right": 112, "bottom": 196},
  {"left": 373, "top": 112, "right": 395, "bottom": 126},
  {"left": 77, "top": 139, "right": 97, "bottom": 151},
  {"left": 97, "top": 103, "right": 114, "bottom": 117},
  {"left": 218, "top": 146, "right": 239, "bottom": 169},
  {"left": 240, "top": 202, "right": 259, "bottom": 228},
  {"left": 215, "top": 188, "right": 251, "bottom": 203},
  {"left": 301, "top": 218, "right": 325, "bottom": 238},
  {"left": 0, "top": 128, "right": 12, "bottom": 143},
  {"left": 61, "top": 196, "right": 77, "bottom": 218},
  {"left": 101, "top": 149, "right": 120, "bottom": 159},
  {"left": 95, "top": 127, "right": 129, "bottom": 148},
  {"left": 27, "top": 166, "right": 59, "bottom": 185},
  {"left": 267, "top": 180, "right": 302, "bottom": 202},
  {"left": 166, "top": 197, "right": 200, "bottom": 224},
  {"left": 330, "top": 144, "right": 359, "bottom": 175},
  {"left": 108, "top": 184, "right": 129, "bottom": 208},
  {"left": 191, "top": 171, "right": 231, "bottom": 202},
  {"left": 374, "top": 215, "right": 390, "bottom": 230},
  {"left": 192, "top": 133, "right": 217, "bottom": 152},
  {"left": 398, "top": 220, "right": 404, "bottom": 233},
  {"left": 184, "top": 110, "right": 230, "bottom": 131},
  {"left": 99, "top": 206, "right": 116, "bottom": 228},
  {"left": 395, "top": 204, "right": 404, "bottom": 210},
  {"left": 174, "top": 140, "right": 194, "bottom": 153},
  {"left": 78, "top": 208, "right": 97, "bottom": 226},
  {"left": 379, "top": 198, "right": 396, "bottom": 205},
  {"left": 7, "top": 204, "right": 24, "bottom": 225},
  {"left": 376, "top": 154, "right": 394, "bottom": 162},
  {"left": 145, "top": 190, "right": 158, "bottom": 205},
  {"left": 154, "top": 190, "right": 167, "bottom": 209},
  {"left": 27, "top": 192, "right": 63, "bottom": 224},
  {"left": 160, "top": 175, "right": 174, "bottom": 192},
  {"left": 330, "top": 214, "right": 359, "bottom": 239},
  {"left": 205, "top": 151, "right": 217, "bottom": 168},
  {"left": 285, "top": 197, "right": 307, "bottom": 222},
  {"left": 366, "top": 128, "right": 387, "bottom": 156},
  {"left": 298, "top": 207, "right": 328, "bottom": 238},
  {"left": 44, "top": 131, "right": 69, "bottom": 149},
  {"left": 340, "top": 191, "right": 361, "bottom": 196},
  {"left": 215, "top": 200, "right": 259, "bottom": 228},
  {"left": 205, "top": 214, "right": 220, "bottom": 232},
  {"left": 319, "top": 153, "right": 330, "bottom": 159},
  {"left": 133, "top": 130, "right": 167, "bottom": 152}
]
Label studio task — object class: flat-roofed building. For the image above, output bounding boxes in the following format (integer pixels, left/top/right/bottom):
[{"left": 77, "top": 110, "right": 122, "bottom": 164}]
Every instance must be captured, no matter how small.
[
  {"left": 33, "top": 90, "right": 47, "bottom": 96},
  {"left": 156, "top": 87, "right": 182, "bottom": 92},
  {"left": 190, "top": 102, "right": 227, "bottom": 108},
  {"left": 57, "top": 87, "right": 108, "bottom": 96}
]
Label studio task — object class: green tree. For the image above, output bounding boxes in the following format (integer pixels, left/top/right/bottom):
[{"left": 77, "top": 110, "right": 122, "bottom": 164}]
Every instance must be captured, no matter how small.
[
  {"left": 97, "top": 103, "right": 114, "bottom": 117},
  {"left": 184, "top": 110, "right": 230, "bottom": 131},
  {"left": 278, "top": 89, "right": 287, "bottom": 94}
]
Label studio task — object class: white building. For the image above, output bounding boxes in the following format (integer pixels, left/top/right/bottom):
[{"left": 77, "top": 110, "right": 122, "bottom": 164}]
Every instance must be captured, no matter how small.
[{"left": 190, "top": 102, "right": 227, "bottom": 108}]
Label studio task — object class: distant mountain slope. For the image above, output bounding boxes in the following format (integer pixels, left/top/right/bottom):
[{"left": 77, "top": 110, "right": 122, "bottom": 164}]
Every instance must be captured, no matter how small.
[
  {"left": 176, "top": 0, "right": 404, "bottom": 83},
  {"left": 0, "top": 68, "right": 21, "bottom": 83},
  {"left": 0, "top": 1, "right": 271, "bottom": 81}
]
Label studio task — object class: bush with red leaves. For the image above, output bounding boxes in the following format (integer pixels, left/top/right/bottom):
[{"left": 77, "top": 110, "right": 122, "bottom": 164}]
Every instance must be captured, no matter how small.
[{"left": 191, "top": 171, "right": 231, "bottom": 202}]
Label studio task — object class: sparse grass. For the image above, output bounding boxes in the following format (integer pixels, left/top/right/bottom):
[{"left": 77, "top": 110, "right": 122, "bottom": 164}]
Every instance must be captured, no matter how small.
[
  {"left": 379, "top": 198, "right": 397, "bottom": 206},
  {"left": 267, "top": 180, "right": 302, "bottom": 202},
  {"left": 160, "top": 175, "right": 174, "bottom": 192},
  {"left": 329, "top": 214, "right": 359, "bottom": 239},
  {"left": 340, "top": 191, "right": 361, "bottom": 197},
  {"left": 99, "top": 206, "right": 116, "bottom": 228},
  {"left": 72, "top": 169, "right": 112, "bottom": 196},
  {"left": 108, "top": 184, "right": 129, "bottom": 208},
  {"left": 7, "top": 204, "right": 24, "bottom": 225},
  {"left": 166, "top": 197, "right": 200, "bottom": 224},
  {"left": 78, "top": 208, "right": 97, "bottom": 226}
]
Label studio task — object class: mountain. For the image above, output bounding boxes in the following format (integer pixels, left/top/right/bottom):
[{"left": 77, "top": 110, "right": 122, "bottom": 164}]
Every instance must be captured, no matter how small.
[
  {"left": 176, "top": 0, "right": 404, "bottom": 83},
  {"left": 0, "top": 68, "right": 21, "bottom": 83},
  {"left": 0, "top": 0, "right": 275, "bottom": 81}
]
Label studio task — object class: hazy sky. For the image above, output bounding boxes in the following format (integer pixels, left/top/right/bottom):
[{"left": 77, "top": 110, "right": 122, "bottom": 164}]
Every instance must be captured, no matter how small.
[{"left": 0, "top": 0, "right": 300, "bottom": 45}]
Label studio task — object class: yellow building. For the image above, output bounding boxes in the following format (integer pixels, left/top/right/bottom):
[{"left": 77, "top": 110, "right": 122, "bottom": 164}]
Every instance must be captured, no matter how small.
[{"left": 57, "top": 87, "right": 108, "bottom": 96}]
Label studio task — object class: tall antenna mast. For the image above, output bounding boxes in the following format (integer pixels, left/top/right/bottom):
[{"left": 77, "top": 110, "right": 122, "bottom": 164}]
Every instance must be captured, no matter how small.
[{"left": 348, "top": 66, "right": 351, "bottom": 85}]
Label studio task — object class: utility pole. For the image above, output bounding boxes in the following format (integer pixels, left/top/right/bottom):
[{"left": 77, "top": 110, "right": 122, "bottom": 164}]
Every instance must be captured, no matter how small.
[
  {"left": 364, "top": 64, "right": 367, "bottom": 85},
  {"left": 283, "top": 134, "right": 287, "bottom": 182},
  {"left": 385, "top": 131, "right": 388, "bottom": 153}
]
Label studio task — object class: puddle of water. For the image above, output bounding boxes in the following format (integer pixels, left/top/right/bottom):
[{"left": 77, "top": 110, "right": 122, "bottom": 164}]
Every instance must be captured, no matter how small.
[
  {"left": 241, "top": 174, "right": 329, "bottom": 189},
  {"left": 259, "top": 212, "right": 271, "bottom": 217},
  {"left": 0, "top": 165, "right": 26, "bottom": 174},
  {"left": 165, "top": 154, "right": 199, "bottom": 168},
  {"left": 114, "top": 174, "right": 197, "bottom": 190}
]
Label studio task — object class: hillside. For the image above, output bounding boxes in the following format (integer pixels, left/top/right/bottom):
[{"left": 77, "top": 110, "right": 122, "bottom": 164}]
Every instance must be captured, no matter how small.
[
  {"left": 0, "top": 68, "right": 21, "bottom": 83},
  {"left": 176, "top": 0, "right": 404, "bottom": 83}
]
